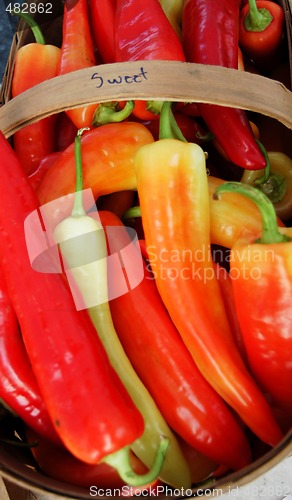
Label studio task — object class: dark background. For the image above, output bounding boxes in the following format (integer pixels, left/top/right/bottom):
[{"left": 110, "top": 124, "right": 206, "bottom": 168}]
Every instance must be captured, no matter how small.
[{"left": 0, "top": 1, "right": 15, "bottom": 81}]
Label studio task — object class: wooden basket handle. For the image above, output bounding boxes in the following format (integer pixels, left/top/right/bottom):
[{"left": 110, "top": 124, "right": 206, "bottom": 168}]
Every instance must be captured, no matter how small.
[{"left": 0, "top": 61, "right": 292, "bottom": 138}]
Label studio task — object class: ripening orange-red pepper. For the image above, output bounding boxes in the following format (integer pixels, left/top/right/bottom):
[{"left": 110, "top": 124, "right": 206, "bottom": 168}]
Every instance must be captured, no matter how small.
[
  {"left": 239, "top": 0, "right": 285, "bottom": 72},
  {"left": 214, "top": 181, "right": 292, "bottom": 412},
  {"left": 11, "top": 13, "right": 60, "bottom": 175},
  {"left": 36, "top": 122, "right": 154, "bottom": 225},
  {"left": 58, "top": 0, "right": 99, "bottom": 128},
  {"left": 133, "top": 102, "right": 282, "bottom": 447}
]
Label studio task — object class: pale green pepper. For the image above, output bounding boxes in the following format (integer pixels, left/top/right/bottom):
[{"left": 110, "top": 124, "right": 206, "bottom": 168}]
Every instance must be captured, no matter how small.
[{"left": 53, "top": 129, "right": 192, "bottom": 490}]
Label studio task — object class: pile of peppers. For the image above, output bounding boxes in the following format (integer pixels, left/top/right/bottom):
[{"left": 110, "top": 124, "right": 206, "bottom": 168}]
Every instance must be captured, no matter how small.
[{"left": 0, "top": 0, "right": 291, "bottom": 493}]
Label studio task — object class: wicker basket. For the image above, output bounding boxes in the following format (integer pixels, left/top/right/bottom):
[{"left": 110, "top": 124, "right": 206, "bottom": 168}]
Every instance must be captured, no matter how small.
[{"left": 0, "top": 1, "right": 291, "bottom": 498}]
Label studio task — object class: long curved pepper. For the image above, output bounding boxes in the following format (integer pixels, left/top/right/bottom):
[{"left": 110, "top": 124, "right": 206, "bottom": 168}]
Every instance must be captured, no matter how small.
[
  {"left": 214, "top": 182, "right": 292, "bottom": 413},
  {"left": 53, "top": 129, "right": 191, "bottom": 489},
  {"left": 0, "top": 131, "right": 144, "bottom": 465},
  {"left": 0, "top": 265, "right": 60, "bottom": 445},
  {"left": 181, "top": 0, "right": 266, "bottom": 170},
  {"left": 133, "top": 101, "right": 283, "bottom": 447},
  {"left": 58, "top": 0, "right": 99, "bottom": 128}
]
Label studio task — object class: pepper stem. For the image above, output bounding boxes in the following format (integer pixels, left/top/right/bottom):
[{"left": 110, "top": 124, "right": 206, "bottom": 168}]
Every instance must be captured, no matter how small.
[
  {"left": 12, "top": 11, "right": 46, "bottom": 44},
  {"left": 159, "top": 101, "right": 187, "bottom": 142},
  {"left": 253, "top": 141, "right": 270, "bottom": 185},
  {"left": 102, "top": 437, "right": 169, "bottom": 487},
  {"left": 247, "top": 142, "right": 287, "bottom": 203},
  {"left": 72, "top": 128, "right": 90, "bottom": 218},
  {"left": 214, "top": 182, "right": 290, "bottom": 245},
  {"left": 245, "top": 0, "right": 273, "bottom": 32},
  {"left": 92, "top": 101, "right": 135, "bottom": 127},
  {"left": 122, "top": 206, "right": 141, "bottom": 222}
]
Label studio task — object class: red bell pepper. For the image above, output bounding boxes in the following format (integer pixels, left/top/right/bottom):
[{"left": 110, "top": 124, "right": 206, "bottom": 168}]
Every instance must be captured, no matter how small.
[
  {"left": 114, "top": 0, "right": 186, "bottom": 121},
  {"left": 89, "top": 0, "right": 116, "bottom": 64},
  {"left": 98, "top": 210, "right": 252, "bottom": 471},
  {"left": 214, "top": 181, "right": 292, "bottom": 412},
  {"left": 182, "top": 0, "right": 266, "bottom": 170},
  {"left": 239, "top": 0, "right": 285, "bottom": 72},
  {"left": 0, "top": 265, "right": 59, "bottom": 445},
  {"left": 58, "top": 0, "right": 99, "bottom": 128},
  {"left": 0, "top": 131, "right": 144, "bottom": 468},
  {"left": 11, "top": 13, "right": 60, "bottom": 175},
  {"left": 133, "top": 102, "right": 283, "bottom": 447}
]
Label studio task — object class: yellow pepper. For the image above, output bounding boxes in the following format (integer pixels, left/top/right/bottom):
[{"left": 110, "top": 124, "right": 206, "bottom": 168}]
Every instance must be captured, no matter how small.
[
  {"left": 241, "top": 152, "right": 292, "bottom": 221},
  {"left": 158, "top": 0, "right": 183, "bottom": 37}
]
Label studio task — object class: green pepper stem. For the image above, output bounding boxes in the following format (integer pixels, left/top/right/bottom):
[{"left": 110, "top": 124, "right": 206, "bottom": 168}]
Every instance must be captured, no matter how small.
[
  {"left": 72, "top": 128, "right": 90, "bottom": 218},
  {"left": 12, "top": 11, "right": 46, "bottom": 45},
  {"left": 253, "top": 141, "right": 270, "bottom": 185},
  {"left": 92, "top": 101, "right": 135, "bottom": 127},
  {"left": 214, "top": 182, "right": 290, "bottom": 244},
  {"left": 159, "top": 101, "right": 187, "bottom": 142},
  {"left": 246, "top": 142, "right": 287, "bottom": 203},
  {"left": 245, "top": 0, "right": 273, "bottom": 32},
  {"left": 102, "top": 437, "right": 169, "bottom": 487},
  {"left": 122, "top": 206, "right": 141, "bottom": 222}
]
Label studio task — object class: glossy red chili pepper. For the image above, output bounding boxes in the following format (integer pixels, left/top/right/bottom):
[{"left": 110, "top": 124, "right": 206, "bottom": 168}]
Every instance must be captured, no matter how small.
[
  {"left": 99, "top": 210, "right": 252, "bottom": 471},
  {"left": 0, "top": 266, "right": 60, "bottom": 445},
  {"left": 26, "top": 427, "right": 162, "bottom": 493},
  {"left": 239, "top": 0, "right": 285, "bottom": 72},
  {"left": 58, "top": 0, "right": 99, "bottom": 128},
  {"left": 115, "top": 0, "right": 186, "bottom": 120},
  {"left": 89, "top": 0, "right": 116, "bottom": 63},
  {"left": 182, "top": 0, "right": 266, "bottom": 170},
  {"left": 0, "top": 131, "right": 144, "bottom": 466},
  {"left": 11, "top": 13, "right": 60, "bottom": 175},
  {"left": 215, "top": 182, "right": 292, "bottom": 412}
]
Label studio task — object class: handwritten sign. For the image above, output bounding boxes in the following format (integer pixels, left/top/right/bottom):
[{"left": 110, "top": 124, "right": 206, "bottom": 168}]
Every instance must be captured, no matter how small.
[{"left": 91, "top": 67, "right": 148, "bottom": 89}]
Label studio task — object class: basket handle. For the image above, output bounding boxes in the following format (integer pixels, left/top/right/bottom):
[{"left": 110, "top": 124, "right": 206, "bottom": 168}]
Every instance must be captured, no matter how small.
[{"left": 0, "top": 61, "right": 292, "bottom": 138}]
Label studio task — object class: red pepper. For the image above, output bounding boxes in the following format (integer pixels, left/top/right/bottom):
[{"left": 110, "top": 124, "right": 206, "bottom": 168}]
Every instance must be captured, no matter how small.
[
  {"left": 134, "top": 102, "right": 282, "bottom": 447},
  {"left": 58, "top": 0, "right": 99, "bottom": 128},
  {"left": 239, "top": 0, "right": 285, "bottom": 72},
  {"left": 28, "top": 152, "right": 60, "bottom": 191},
  {"left": 214, "top": 181, "right": 292, "bottom": 412},
  {"left": 0, "top": 265, "right": 59, "bottom": 445},
  {"left": 182, "top": 0, "right": 266, "bottom": 170},
  {"left": 114, "top": 0, "right": 186, "bottom": 121},
  {"left": 0, "top": 131, "right": 144, "bottom": 467},
  {"left": 214, "top": 263, "right": 248, "bottom": 362},
  {"left": 26, "top": 427, "right": 162, "bottom": 493},
  {"left": 55, "top": 112, "right": 78, "bottom": 151},
  {"left": 99, "top": 211, "right": 252, "bottom": 470},
  {"left": 141, "top": 112, "right": 212, "bottom": 144},
  {"left": 89, "top": 0, "right": 116, "bottom": 63},
  {"left": 11, "top": 13, "right": 60, "bottom": 175}
]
